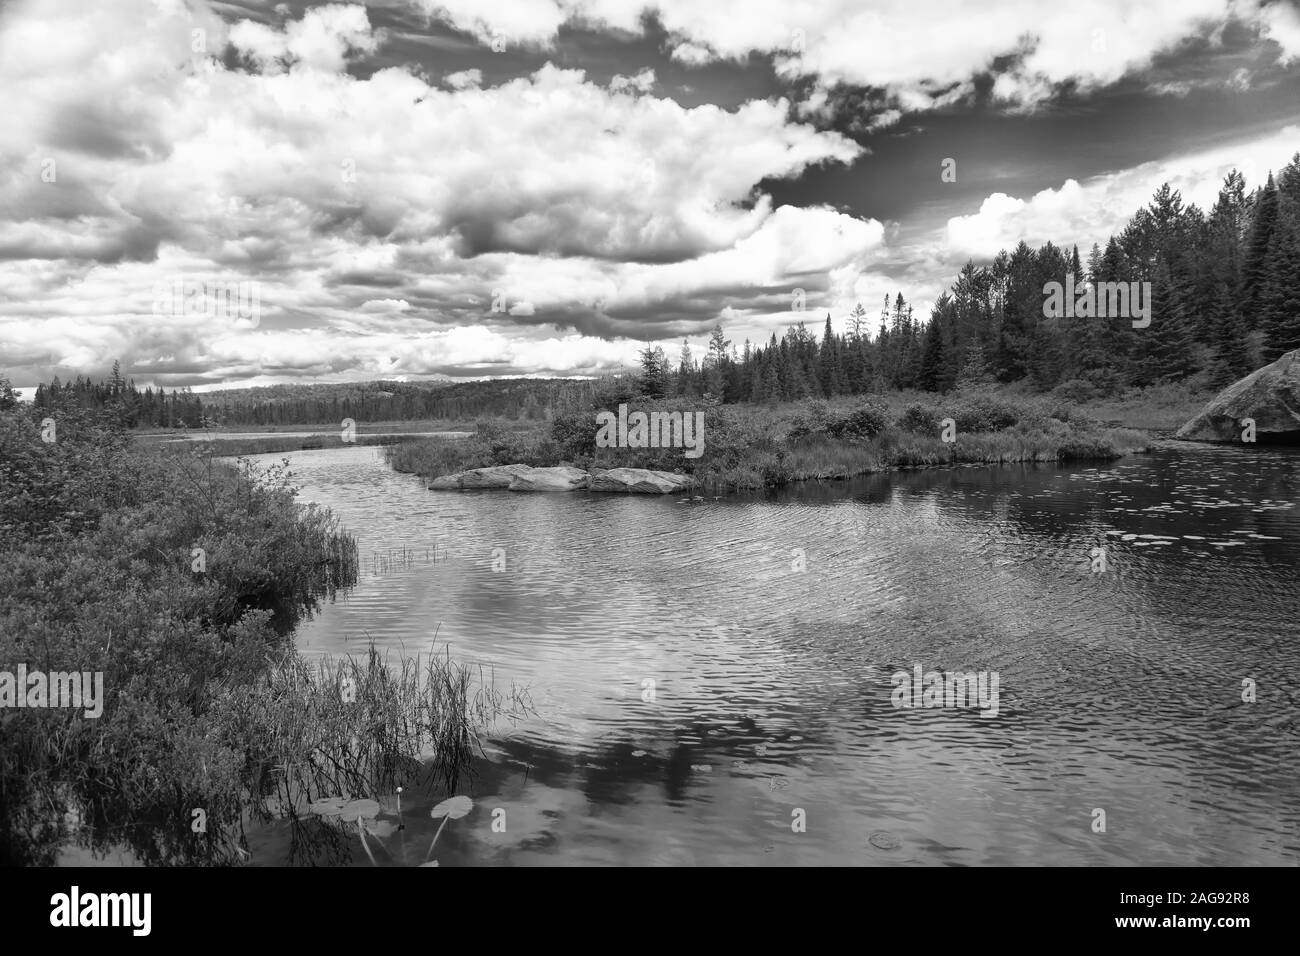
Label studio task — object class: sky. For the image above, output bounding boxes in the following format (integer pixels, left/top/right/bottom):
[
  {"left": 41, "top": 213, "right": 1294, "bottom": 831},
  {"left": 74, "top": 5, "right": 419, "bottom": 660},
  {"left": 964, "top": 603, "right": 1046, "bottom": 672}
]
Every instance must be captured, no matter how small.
[{"left": 3, "top": 0, "right": 1300, "bottom": 394}]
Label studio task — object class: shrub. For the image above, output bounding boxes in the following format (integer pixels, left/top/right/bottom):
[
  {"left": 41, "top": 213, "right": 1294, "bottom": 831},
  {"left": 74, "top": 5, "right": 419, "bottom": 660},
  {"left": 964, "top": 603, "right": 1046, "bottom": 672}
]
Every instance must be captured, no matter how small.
[
  {"left": 896, "top": 403, "right": 942, "bottom": 435},
  {"left": 1051, "top": 379, "right": 1099, "bottom": 404},
  {"left": 828, "top": 398, "right": 889, "bottom": 440},
  {"left": 953, "top": 396, "right": 1020, "bottom": 432},
  {"left": 550, "top": 412, "right": 596, "bottom": 460},
  {"left": 786, "top": 400, "right": 833, "bottom": 440}
]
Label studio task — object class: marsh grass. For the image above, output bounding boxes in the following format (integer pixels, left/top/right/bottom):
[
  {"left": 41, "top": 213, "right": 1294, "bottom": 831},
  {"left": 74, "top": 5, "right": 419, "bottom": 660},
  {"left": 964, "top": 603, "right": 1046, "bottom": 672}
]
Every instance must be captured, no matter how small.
[
  {"left": 368, "top": 545, "right": 447, "bottom": 576},
  {"left": 0, "top": 402, "right": 522, "bottom": 866},
  {"left": 229, "top": 644, "right": 529, "bottom": 824},
  {"left": 153, "top": 433, "right": 426, "bottom": 457},
  {"left": 389, "top": 393, "right": 1154, "bottom": 493}
]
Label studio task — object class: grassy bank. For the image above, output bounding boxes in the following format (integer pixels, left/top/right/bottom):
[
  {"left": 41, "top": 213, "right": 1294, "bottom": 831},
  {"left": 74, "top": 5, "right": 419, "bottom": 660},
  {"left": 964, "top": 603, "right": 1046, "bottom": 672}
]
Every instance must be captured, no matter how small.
[
  {"left": 0, "top": 403, "right": 511, "bottom": 866},
  {"left": 132, "top": 418, "right": 515, "bottom": 437},
  {"left": 385, "top": 389, "right": 1154, "bottom": 493},
  {"left": 139, "top": 431, "right": 439, "bottom": 457}
]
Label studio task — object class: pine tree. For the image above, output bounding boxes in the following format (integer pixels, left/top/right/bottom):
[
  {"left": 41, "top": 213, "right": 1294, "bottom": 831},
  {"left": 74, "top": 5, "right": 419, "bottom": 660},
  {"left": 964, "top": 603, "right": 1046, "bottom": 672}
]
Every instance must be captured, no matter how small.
[
  {"left": 1205, "top": 170, "right": 1253, "bottom": 383},
  {"left": 1241, "top": 172, "right": 1279, "bottom": 320},
  {"left": 918, "top": 300, "right": 947, "bottom": 392},
  {"left": 638, "top": 344, "right": 669, "bottom": 399},
  {"left": 818, "top": 314, "right": 844, "bottom": 395},
  {"left": 955, "top": 339, "right": 994, "bottom": 391},
  {"left": 676, "top": 340, "right": 696, "bottom": 397},
  {"left": 703, "top": 324, "right": 730, "bottom": 399}
]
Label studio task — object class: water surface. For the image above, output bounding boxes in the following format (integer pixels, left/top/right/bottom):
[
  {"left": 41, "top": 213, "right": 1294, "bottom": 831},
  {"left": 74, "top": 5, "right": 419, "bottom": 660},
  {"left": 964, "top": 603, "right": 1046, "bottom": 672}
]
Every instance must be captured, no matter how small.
[{"left": 244, "top": 442, "right": 1300, "bottom": 866}]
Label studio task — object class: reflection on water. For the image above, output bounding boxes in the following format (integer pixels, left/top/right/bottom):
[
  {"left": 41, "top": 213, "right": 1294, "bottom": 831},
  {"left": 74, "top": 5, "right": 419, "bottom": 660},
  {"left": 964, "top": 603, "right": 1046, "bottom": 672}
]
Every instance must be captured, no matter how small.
[{"left": 240, "top": 441, "right": 1300, "bottom": 866}]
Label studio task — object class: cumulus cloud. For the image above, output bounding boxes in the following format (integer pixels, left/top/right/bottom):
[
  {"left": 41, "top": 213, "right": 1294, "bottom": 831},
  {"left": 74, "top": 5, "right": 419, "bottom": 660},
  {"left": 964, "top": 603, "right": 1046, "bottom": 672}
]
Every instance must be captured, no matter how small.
[
  {"left": 442, "top": 67, "right": 482, "bottom": 89},
  {"left": 1259, "top": 0, "right": 1300, "bottom": 63},
  {"left": 609, "top": 67, "right": 655, "bottom": 93},
  {"left": 407, "top": 0, "right": 1297, "bottom": 112},
  {"left": 0, "top": 0, "right": 878, "bottom": 386},
  {"left": 944, "top": 125, "right": 1300, "bottom": 258},
  {"left": 229, "top": 3, "right": 380, "bottom": 73}
]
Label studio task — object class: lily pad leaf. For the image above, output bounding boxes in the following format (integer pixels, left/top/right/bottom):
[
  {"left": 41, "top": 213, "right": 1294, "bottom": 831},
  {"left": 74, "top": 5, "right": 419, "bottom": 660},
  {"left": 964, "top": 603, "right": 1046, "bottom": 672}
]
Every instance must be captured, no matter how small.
[
  {"left": 430, "top": 795, "right": 473, "bottom": 820},
  {"left": 307, "top": 796, "right": 348, "bottom": 818},
  {"left": 868, "top": 830, "right": 901, "bottom": 850},
  {"left": 364, "top": 820, "right": 398, "bottom": 839},
  {"left": 339, "top": 799, "right": 381, "bottom": 823}
]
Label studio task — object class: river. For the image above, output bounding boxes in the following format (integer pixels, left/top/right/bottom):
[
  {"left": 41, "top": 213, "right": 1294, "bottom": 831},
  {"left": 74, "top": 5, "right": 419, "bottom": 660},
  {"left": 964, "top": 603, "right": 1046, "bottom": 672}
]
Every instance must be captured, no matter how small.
[{"left": 240, "top": 441, "right": 1300, "bottom": 866}]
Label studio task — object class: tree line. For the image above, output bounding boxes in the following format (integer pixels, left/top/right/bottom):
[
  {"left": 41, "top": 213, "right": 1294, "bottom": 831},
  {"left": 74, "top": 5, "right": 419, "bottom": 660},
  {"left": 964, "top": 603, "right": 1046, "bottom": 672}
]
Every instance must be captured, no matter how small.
[
  {"left": 23, "top": 362, "right": 206, "bottom": 428},
  {"left": 642, "top": 154, "right": 1300, "bottom": 402},
  {"left": 3, "top": 366, "right": 598, "bottom": 427},
  {"left": 6, "top": 153, "right": 1298, "bottom": 424}
]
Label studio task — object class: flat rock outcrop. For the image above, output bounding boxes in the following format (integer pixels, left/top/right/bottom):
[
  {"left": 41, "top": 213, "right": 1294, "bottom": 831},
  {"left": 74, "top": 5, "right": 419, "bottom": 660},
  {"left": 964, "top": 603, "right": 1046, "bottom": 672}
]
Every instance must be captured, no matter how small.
[
  {"left": 1176, "top": 349, "right": 1300, "bottom": 442},
  {"left": 430, "top": 463, "right": 694, "bottom": 493},
  {"left": 507, "top": 466, "right": 590, "bottom": 491},
  {"left": 589, "top": 467, "right": 693, "bottom": 494},
  {"left": 428, "top": 463, "right": 533, "bottom": 490}
]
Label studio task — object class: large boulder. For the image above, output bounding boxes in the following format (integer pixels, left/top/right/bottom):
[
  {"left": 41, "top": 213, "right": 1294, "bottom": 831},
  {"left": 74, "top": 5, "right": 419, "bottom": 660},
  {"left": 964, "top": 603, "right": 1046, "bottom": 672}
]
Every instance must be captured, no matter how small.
[
  {"left": 428, "top": 463, "right": 532, "bottom": 490},
  {"left": 1176, "top": 349, "right": 1300, "bottom": 442},
  {"left": 590, "top": 467, "right": 693, "bottom": 494},
  {"left": 507, "top": 466, "right": 590, "bottom": 491}
]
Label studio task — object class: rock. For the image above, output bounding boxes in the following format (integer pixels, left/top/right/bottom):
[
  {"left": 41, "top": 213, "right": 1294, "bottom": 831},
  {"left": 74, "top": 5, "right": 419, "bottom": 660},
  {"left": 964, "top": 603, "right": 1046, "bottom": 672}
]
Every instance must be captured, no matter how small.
[
  {"left": 1176, "top": 349, "right": 1300, "bottom": 442},
  {"left": 428, "top": 463, "right": 532, "bottom": 490},
  {"left": 507, "top": 465, "right": 590, "bottom": 491},
  {"left": 589, "top": 467, "right": 693, "bottom": 494}
]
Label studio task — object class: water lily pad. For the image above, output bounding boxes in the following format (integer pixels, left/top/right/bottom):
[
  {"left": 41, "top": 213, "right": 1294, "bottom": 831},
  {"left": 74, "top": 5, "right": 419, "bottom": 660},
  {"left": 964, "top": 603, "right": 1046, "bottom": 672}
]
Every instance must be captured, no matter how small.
[
  {"left": 339, "top": 799, "right": 381, "bottom": 823},
  {"left": 307, "top": 796, "right": 348, "bottom": 818},
  {"left": 364, "top": 819, "right": 398, "bottom": 839},
  {"left": 430, "top": 795, "right": 473, "bottom": 819},
  {"left": 868, "top": 830, "right": 901, "bottom": 850}
]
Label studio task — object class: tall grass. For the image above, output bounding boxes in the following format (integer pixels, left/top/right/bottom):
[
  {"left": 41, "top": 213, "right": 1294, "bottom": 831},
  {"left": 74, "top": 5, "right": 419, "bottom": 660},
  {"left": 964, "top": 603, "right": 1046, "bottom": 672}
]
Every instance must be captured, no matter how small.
[
  {"left": 224, "top": 645, "right": 527, "bottom": 840},
  {"left": 0, "top": 402, "right": 518, "bottom": 866}
]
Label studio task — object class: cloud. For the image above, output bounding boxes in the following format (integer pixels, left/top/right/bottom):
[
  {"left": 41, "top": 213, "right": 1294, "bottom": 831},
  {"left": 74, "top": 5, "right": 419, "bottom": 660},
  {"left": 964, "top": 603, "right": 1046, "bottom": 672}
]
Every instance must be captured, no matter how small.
[
  {"left": 406, "top": 0, "right": 1297, "bottom": 112},
  {"left": 1259, "top": 0, "right": 1300, "bottom": 63},
  {"left": 359, "top": 298, "right": 411, "bottom": 313},
  {"left": 442, "top": 67, "right": 482, "bottom": 88},
  {"left": 0, "top": 0, "right": 878, "bottom": 386},
  {"left": 609, "top": 67, "right": 655, "bottom": 92},
  {"left": 944, "top": 125, "right": 1300, "bottom": 258},
  {"left": 229, "top": 3, "right": 380, "bottom": 73}
]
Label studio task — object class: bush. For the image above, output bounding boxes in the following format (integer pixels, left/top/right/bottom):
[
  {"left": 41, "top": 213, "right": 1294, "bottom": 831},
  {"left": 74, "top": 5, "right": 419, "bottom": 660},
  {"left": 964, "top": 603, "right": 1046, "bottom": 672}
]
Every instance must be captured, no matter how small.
[
  {"left": 550, "top": 411, "right": 596, "bottom": 460},
  {"left": 896, "top": 403, "right": 942, "bottom": 435},
  {"left": 1051, "top": 379, "right": 1099, "bottom": 404},
  {"left": 828, "top": 399, "right": 889, "bottom": 440},
  {"left": 475, "top": 420, "right": 527, "bottom": 464},
  {"left": 786, "top": 400, "right": 833, "bottom": 441},
  {"left": 953, "top": 396, "right": 1020, "bottom": 432}
]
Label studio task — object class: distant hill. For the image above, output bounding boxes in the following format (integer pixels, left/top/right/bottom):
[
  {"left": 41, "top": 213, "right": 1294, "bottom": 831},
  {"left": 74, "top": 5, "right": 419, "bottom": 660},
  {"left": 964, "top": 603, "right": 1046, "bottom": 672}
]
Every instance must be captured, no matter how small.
[
  {"left": 22, "top": 372, "right": 607, "bottom": 429},
  {"left": 198, "top": 377, "right": 598, "bottom": 425},
  {"left": 198, "top": 378, "right": 453, "bottom": 405}
]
